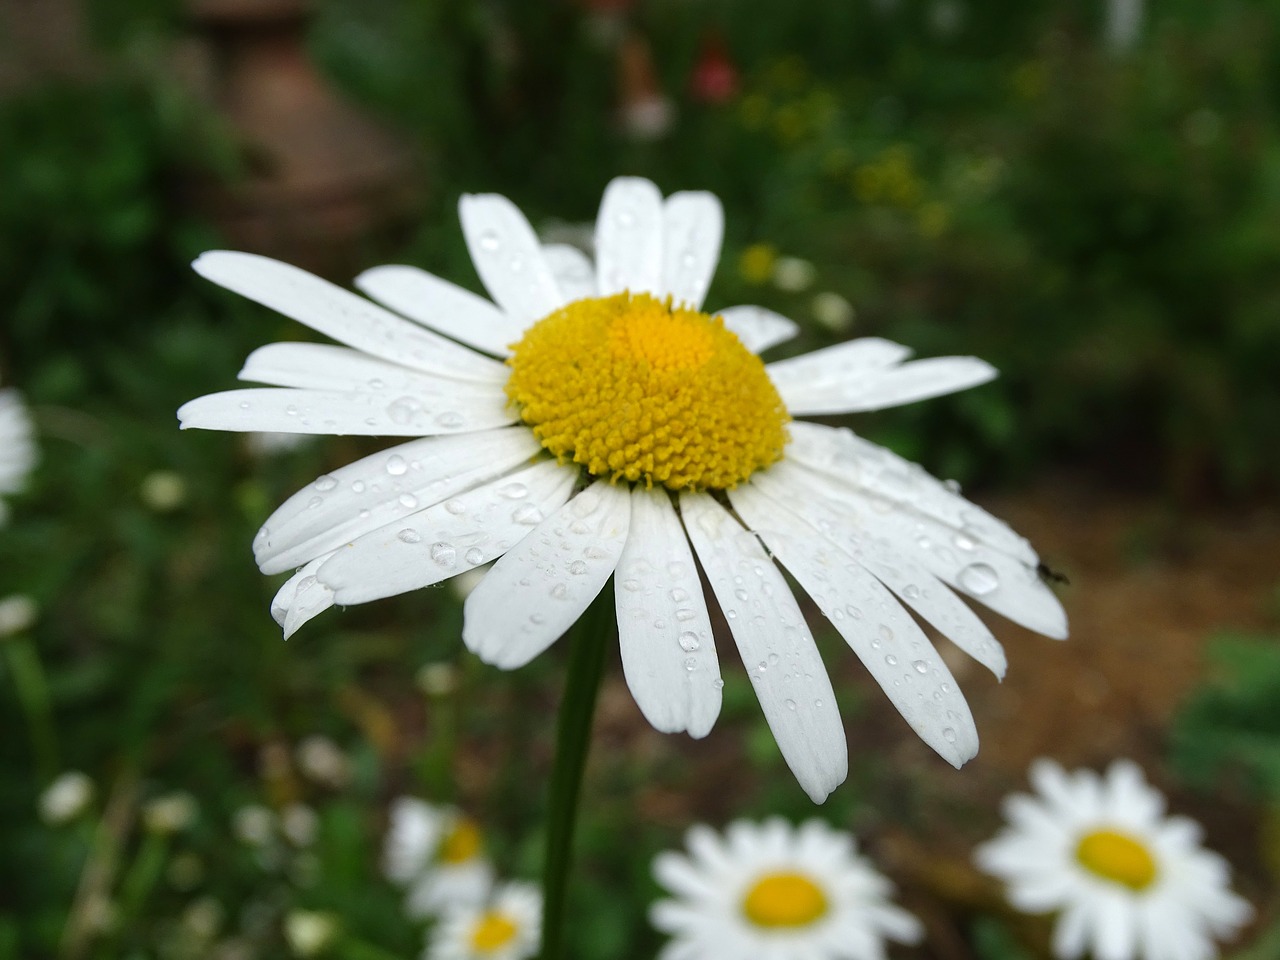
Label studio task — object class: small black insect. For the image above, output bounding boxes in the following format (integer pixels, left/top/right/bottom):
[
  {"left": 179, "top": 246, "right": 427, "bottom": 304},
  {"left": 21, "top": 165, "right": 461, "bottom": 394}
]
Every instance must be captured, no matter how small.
[{"left": 1036, "top": 561, "right": 1070, "bottom": 586}]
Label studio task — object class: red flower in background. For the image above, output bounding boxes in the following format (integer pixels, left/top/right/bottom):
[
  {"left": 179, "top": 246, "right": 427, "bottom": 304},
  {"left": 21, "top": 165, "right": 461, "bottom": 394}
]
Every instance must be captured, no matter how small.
[{"left": 690, "top": 31, "right": 740, "bottom": 105}]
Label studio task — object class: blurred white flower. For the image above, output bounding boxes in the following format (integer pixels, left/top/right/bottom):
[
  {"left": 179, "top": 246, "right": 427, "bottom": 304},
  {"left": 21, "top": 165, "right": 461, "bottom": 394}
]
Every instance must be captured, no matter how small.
[
  {"left": 383, "top": 798, "right": 493, "bottom": 919},
  {"left": 233, "top": 804, "right": 276, "bottom": 847},
  {"left": 1104, "top": 0, "right": 1144, "bottom": 52},
  {"left": 426, "top": 881, "right": 541, "bottom": 960},
  {"left": 280, "top": 803, "right": 319, "bottom": 847},
  {"left": 183, "top": 897, "right": 225, "bottom": 940},
  {"left": 0, "top": 594, "right": 38, "bottom": 638},
  {"left": 143, "top": 791, "right": 199, "bottom": 834},
  {"left": 139, "top": 470, "right": 187, "bottom": 512},
  {"left": 0, "top": 384, "right": 37, "bottom": 526},
  {"left": 650, "top": 817, "right": 922, "bottom": 959},
  {"left": 283, "top": 910, "right": 337, "bottom": 957},
  {"left": 772, "top": 257, "right": 817, "bottom": 293},
  {"left": 811, "top": 292, "right": 856, "bottom": 333},
  {"left": 296, "top": 735, "right": 350, "bottom": 788},
  {"left": 976, "top": 758, "right": 1253, "bottom": 960},
  {"left": 417, "top": 660, "right": 462, "bottom": 698},
  {"left": 38, "top": 771, "right": 95, "bottom": 824}
]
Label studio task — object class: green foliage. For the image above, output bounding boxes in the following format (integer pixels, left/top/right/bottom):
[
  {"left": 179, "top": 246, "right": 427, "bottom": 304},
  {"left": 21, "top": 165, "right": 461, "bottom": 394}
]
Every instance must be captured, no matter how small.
[{"left": 1171, "top": 634, "right": 1280, "bottom": 799}]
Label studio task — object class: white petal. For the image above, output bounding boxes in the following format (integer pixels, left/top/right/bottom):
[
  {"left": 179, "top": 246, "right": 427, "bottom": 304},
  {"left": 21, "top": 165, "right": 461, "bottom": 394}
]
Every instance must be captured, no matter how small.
[
  {"left": 269, "top": 554, "right": 336, "bottom": 639},
  {"left": 255, "top": 427, "right": 542, "bottom": 574},
  {"left": 1053, "top": 901, "right": 1093, "bottom": 959},
  {"left": 541, "top": 244, "right": 597, "bottom": 303},
  {"left": 238, "top": 342, "right": 507, "bottom": 394},
  {"left": 717, "top": 306, "right": 800, "bottom": 355},
  {"left": 458, "top": 193, "right": 564, "bottom": 325},
  {"left": 595, "top": 177, "right": 664, "bottom": 296},
  {"left": 679, "top": 492, "right": 847, "bottom": 803},
  {"left": 191, "top": 251, "right": 505, "bottom": 382},
  {"left": 177, "top": 387, "right": 514, "bottom": 437},
  {"left": 781, "top": 457, "right": 1067, "bottom": 639},
  {"left": 614, "top": 487, "right": 721, "bottom": 738},
  {"left": 462, "top": 481, "right": 630, "bottom": 669},
  {"left": 766, "top": 337, "right": 913, "bottom": 393},
  {"left": 728, "top": 481, "right": 979, "bottom": 768},
  {"left": 660, "top": 192, "right": 723, "bottom": 309},
  {"left": 779, "top": 355, "right": 998, "bottom": 415},
  {"left": 750, "top": 461, "right": 1007, "bottom": 678},
  {"left": 354, "top": 265, "right": 527, "bottom": 357},
  {"left": 788, "top": 421, "right": 1038, "bottom": 565},
  {"left": 316, "top": 460, "right": 575, "bottom": 605},
  {"left": 1092, "top": 892, "right": 1138, "bottom": 960}
]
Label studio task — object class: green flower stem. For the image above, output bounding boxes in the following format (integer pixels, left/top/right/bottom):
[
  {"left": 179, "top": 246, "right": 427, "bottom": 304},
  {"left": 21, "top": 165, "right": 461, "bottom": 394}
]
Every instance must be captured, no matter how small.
[
  {"left": 539, "top": 594, "right": 613, "bottom": 960},
  {"left": 4, "top": 635, "right": 59, "bottom": 782}
]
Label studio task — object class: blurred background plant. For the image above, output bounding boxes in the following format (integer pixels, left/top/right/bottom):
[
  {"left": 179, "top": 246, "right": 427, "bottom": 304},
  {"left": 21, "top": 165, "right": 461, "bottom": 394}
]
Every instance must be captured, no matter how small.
[{"left": 2, "top": 0, "right": 1279, "bottom": 957}]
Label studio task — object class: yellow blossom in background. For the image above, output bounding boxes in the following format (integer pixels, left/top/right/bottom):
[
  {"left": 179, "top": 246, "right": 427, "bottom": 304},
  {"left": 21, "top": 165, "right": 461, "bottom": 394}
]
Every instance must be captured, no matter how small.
[
  {"left": 738, "top": 243, "right": 778, "bottom": 285},
  {"left": 1011, "top": 60, "right": 1048, "bottom": 101},
  {"left": 917, "top": 201, "right": 951, "bottom": 238}
]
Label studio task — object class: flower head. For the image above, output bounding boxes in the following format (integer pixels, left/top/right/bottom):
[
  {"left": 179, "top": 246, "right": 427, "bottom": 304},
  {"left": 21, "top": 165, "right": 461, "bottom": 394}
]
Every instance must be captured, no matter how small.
[
  {"left": 0, "top": 383, "right": 37, "bottom": 526},
  {"left": 383, "top": 798, "right": 493, "bottom": 918},
  {"left": 651, "top": 817, "right": 922, "bottom": 959},
  {"left": 179, "top": 177, "right": 1068, "bottom": 802},
  {"left": 425, "top": 881, "right": 541, "bottom": 960},
  {"left": 976, "top": 759, "right": 1253, "bottom": 960}
]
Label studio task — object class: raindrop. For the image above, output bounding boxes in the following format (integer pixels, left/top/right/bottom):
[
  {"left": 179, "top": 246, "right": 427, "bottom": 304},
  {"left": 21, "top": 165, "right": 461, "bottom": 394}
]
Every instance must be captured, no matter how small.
[
  {"left": 958, "top": 562, "right": 999, "bottom": 596},
  {"left": 512, "top": 504, "right": 543, "bottom": 525},
  {"left": 568, "top": 560, "right": 587, "bottom": 576},
  {"left": 464, "top": 547, "right": 484, "bottom": 565},
  {"left": 399, "top": 493, "right": 418, "bottom": 509},
  {"left": 684, "top": 657, "right": 697, "bottom": 672},
  {"left": 953, "top": 530, "right": 977, "bottom": 552},
  {"left": 615, "top": 207, "right": 636, "bottom": 226},
  {"left": 757, "top": 660, "right": 768, "bottom": 672},
  {"left": 878, "top": 624, "right": 894, "bottom": 642},
  {"left": 734, "top": 588, "right": 749, "bottom": 601},
  {"left": 429, "top": 542, "right": 456, "bottom": 566},
  {"left": 386, "top": 398, "right": 420, "bottom": 425},
  {"left": 499, "top": 482, "right": 528, "bottom": 499},
  {"left": 911, "top": 659, "right": 928, "bottom": 674},
  {"left": 942, "top": 727, "right": 958, "bottom": 743},
  {"left": 550, "top": 583, "right": 568, "bottom": 600},
  {"left": 670, "top": 588, "right": 689, "bottom": 602},
  {"left": 385, "top": 455, "right": 408, "bottom": 476},
  {"left": 351, "top": 480, "right": 366, "bottom": 494},
  {"left": 307, "top": 496, "right": 323, "bottom": 510},
  {"left": 903, "top": 584, "right": 920, "bottom": 600},
  {"left": 621, "top": 579, "right": 641, "bottom": 592},
  {"left": 435, "top": 411, "right": 464, "bottom": 429},
  {"left": 784, "top": 699, "right": 797, "bottom": 711},
  {"left": 479, "top": 230, "right": 501, "bottom": 251},
  {"left": 678, "top": 632, "right": 700, "bottom": 652},
  {"left": 712, "top": 678, "right": 725, "bottom": 690},
  {"left": 885, "top": 655, "right": 899, "bottom": 666},
  {"left": 397, "top": 529, "right": 422, "bottom": 544},
  {"left": 943, "top": 478, "right": 962, "bottom": 494},
  {"left": 675, "top": 608, "right": 696, "bottom": 622},
  {"left": 314, "top": 475, "right": 338, "bottom": 492},
  {"left": 444, "top": 499, "right": 466, "bottom": 515}
]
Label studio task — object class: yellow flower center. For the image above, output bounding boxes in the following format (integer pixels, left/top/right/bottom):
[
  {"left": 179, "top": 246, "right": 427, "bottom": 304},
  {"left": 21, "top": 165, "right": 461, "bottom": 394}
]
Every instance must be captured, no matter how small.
[
  {"left": 741, "top": 871, "right": 829, "bottom": 928},
  {"left": 438, "top": 817, "right": 482, "bottom": 864},
  {"left": 1075, "top": 828, "right": 1158, "bottom": 891},
  {"left": 505, "top": 292, "right": 788, "bottom": 491},
  {"left": 469, "top": 910, "right": 519, "bottom": 953}
]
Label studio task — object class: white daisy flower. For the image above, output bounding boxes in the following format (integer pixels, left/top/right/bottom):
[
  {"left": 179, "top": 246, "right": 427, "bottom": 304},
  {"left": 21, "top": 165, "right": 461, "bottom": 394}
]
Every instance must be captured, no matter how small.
[
  {"left": 0, "top": 383, "right": 37, "bottom": 525},
  {"left": 651, "top": 817, "right": 923, "bottom": 959},
  {"left": 383, "top": 797, "right": 494, "bottom": 918},
  {"left": 425, "top": 881, "right": 541, "bottom": 960},
  {"left": 178, "top": 176, "right": 1069, "bottom": 802},
  {"left": 975, "top": 759, "right": 1253, "bottom": 960}
]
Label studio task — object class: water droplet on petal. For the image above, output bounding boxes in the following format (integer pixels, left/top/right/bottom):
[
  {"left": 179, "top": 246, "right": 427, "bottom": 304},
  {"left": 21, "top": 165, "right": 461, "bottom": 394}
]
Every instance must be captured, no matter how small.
[
  {"left": 399, "top": 493, "right": 418, "bottom": 509},
  {"left": 512, "top": 504, "right": 543, "bottom": 525},
  {"left": 429, "top": 542, "right": 456, "bottom": 566},
  {"left": 464, "top": 547, "right": 484, "bottom": 565},
  {"left": 885, "top": 654, "right": 899, "bottom": 667},
  {"left": 314, "top": 475, "right": 338, "bottom": 492},
  {"left": 568, "top": 560, "right": 588, "bottom": 575},
  {"left": 784, "top": 699, "right": 796, "bottom": 711},
  {"left": 385, "top": 455, "right": 407, "bottom": 476},
  {"left": 958, "top": 562, "right": 999, "bottom": 595},
  {"left": 479, "top": 229, "right": 501, "bottom": 251},
  {"left": 912, "top": 659, "right": 928, "bottom": 674},
  {"left": 550, "top": 583, "right": 568, "bottom": 600},
  {"left": 397, "top": 528, "right": 422, "bottom": 544},
  {"left": 678, "top": 632, "right": 700, "bottom": 652},
  {"left": 499, "top": 482, "right": 528, "bottom": 499},
  {"left": 445, "top": 499, "right": 466, "bottom": 515},
  {"left": 942, "top": 727, "right": 957, "bottom": 743}
]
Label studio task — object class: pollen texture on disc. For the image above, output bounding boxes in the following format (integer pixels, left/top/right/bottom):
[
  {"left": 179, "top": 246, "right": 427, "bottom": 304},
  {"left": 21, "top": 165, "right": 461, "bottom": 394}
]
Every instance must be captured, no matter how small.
[{"left": 505, "top": 292, "right": 789, "bottom": 491}]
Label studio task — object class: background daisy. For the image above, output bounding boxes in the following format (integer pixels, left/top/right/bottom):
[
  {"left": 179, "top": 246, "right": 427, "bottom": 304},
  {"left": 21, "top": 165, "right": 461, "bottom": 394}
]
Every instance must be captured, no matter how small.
[
  {"left": 0, "top": 383, "right": 36, "bottom": 526},
  {"left": 650, "top": 817, "right": 923, "bottom": 960},
  {"left": 975, "top": 758, "right": 1253, "bottom": 960},
  {"left": 425, "top": 881, "right": 541, "bottom": 960},
  {"left": 383, "top": 797, "right": 494, "bottom": 919}
]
